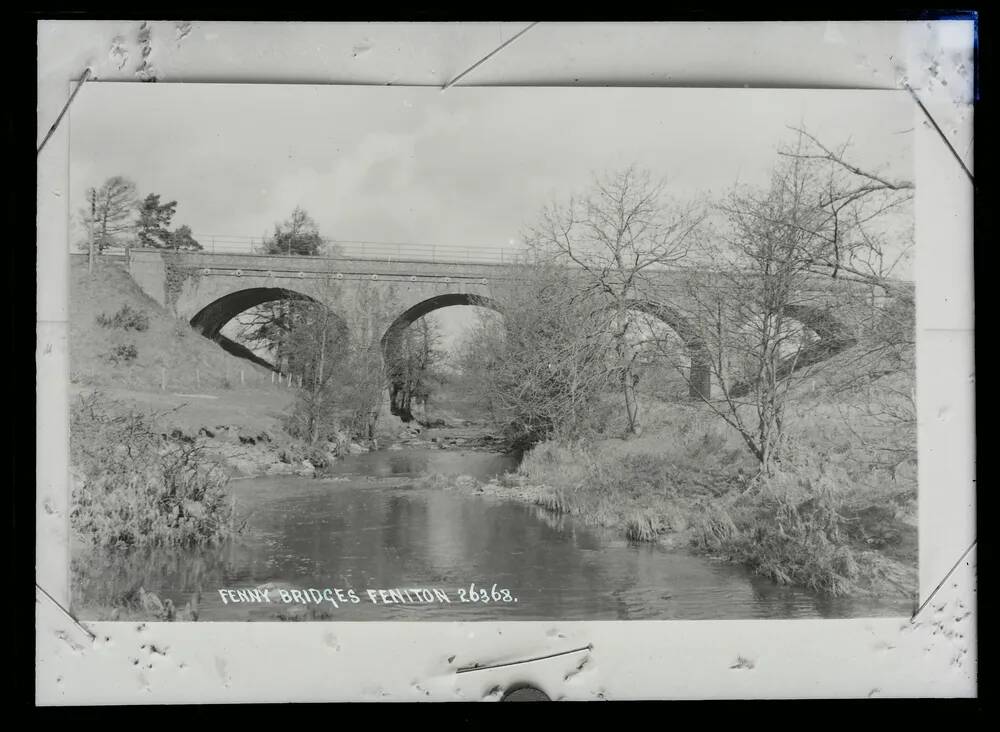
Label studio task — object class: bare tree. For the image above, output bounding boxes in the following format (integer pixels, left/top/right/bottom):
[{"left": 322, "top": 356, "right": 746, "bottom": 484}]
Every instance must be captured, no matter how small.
[
  {"left": 645, "top": 129, "right": 914, "bottom": 478},
  {"left": 779, "top": 127, "right": 917, "bottom": 473},
  {"left": 777, "top": 126, "right": 914, "bottom": 292},
  {"left": 233, "top": 299, "right": 315, "bottom": 372},
  {"left": 272, "top": 280, "right": 397, "bottom": 448},
  {"left": 281, "top": 301, "right": 348, "bottom": 444},
  {"left": 648, "top": 137, "right": 843, "bottom": 475},
  {"left": 829, "top": 284, "right": 916, "bottom": 476},
  {"left": 386, "top": 316, "right": 445, "bottom": 423},
  {"left": 79, "top": 176, "right": 138, "bottom": 273},
  {"left": 457, "top": 261, "right": 615, "bottom": 449},
  {"left": 525, "top": 166, "right": 705, "bottom": 435},
  {"left": 335, "top": 281, "right": 395, "bottom": 446}
]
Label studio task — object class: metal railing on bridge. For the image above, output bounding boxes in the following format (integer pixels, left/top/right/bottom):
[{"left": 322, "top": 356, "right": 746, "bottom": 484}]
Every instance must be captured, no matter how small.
[{"left": 107, "top": 234, "right": 532, "bottom": 265}]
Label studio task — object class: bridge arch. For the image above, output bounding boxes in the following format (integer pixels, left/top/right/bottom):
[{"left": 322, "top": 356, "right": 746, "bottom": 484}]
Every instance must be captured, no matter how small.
[
  {"left": 381, "top": 293, "right": 502, "bottom": 421},
  {"left": 380, "top": 293, "right": 717, "bottom": 422},
  {"left": 189, "top": 286, "right": 345, "bottom": 370},
  {"left": 624, "top": 297, "right": 861, "bottom": 400},
  {"left": 725, "top": 304, "right": 858, "bottom": 398},
  {"left": 621, "top": 298, "right": 714, "bottom": 399}
]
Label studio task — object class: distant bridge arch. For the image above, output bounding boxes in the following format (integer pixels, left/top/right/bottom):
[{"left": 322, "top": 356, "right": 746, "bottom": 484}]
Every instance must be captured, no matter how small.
[
  {"left": 381, "top": 292, "right": 501, "bottom": 354},
  {"left": 381, "top": 293, "right": 502, "bottom": 421}
]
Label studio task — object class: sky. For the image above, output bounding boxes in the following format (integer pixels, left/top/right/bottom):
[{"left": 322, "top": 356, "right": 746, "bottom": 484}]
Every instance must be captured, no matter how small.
[{"left": 69, "top": 83, "right": 914, "bottom": 350}]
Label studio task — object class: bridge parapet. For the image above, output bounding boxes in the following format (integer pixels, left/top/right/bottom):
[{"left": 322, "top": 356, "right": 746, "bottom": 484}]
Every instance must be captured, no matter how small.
[
  {"left": 124, "top": 234, "right": 526, "bottom": 264},
  {"left": 130, "top": 248, "right": 521, "bottom": 284}
]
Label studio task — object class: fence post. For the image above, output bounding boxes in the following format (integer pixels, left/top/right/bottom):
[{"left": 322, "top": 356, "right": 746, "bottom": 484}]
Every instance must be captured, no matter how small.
[{"left": 160, "top": 367, "right": 166, "bottom": 391}]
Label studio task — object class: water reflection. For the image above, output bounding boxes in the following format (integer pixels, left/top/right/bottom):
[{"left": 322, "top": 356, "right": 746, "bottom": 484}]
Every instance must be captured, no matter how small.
[
  {"left": 327, "top": 448, "right": 520, "bottom": 481},
  {"left": 74, "top": 449, "right": 912, "bottom": 621}
]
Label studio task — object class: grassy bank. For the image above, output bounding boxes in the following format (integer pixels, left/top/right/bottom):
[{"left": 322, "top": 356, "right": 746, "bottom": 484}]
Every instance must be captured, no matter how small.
[
  {"left": 70, "top": 256, "right": 298, "bottom": 436},
  {"left": 432, "top": 398, "right": 917, "bottom": 600},
  {"left": 69, "top": 257, "right": 413, "bottom": 475}
]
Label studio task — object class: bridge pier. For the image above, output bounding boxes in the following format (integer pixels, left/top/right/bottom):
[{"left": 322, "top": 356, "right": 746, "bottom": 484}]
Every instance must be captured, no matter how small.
[{"left": 688, "top": 347, "right": 714, "bottom": 400}]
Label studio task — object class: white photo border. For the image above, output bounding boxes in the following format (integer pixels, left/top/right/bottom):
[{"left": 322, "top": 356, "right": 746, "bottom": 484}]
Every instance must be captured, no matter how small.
[{"left": 36, "top": 20, "right": 976, "bottom": 702}]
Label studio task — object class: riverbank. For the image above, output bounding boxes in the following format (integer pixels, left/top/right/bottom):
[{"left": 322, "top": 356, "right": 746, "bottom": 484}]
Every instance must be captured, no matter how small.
[
  {"left": 69, "top": 381, "right": 499, "bottom": 486},
  {"left": 69, "top": 382, "right": 917, "bottom": 605},
  {"left": 174, "top": 416, "right": 500, "bottom": 479},
  {"left": 421, "top": 404, "right": 918, "bottom": 602}
]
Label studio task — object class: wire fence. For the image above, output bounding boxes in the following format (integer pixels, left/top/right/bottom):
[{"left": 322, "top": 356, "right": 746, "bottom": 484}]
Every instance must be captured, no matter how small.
[{"left": 151, "top": 363, "right": 309, "bottom": 393}]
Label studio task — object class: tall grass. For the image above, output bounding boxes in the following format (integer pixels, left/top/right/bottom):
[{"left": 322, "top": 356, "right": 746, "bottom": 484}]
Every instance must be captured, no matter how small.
[
  {"left": 70, "top": 392, "right": 244, "bottom": 550},
  {"left": 515, "top": 399, "right": 916, "bottom": 594},
  {"left": 519, "top": 437, "right": 728, "bottom": 540},
  {"left": 689, "top": 455, "right": 912, "bottom": 596}
]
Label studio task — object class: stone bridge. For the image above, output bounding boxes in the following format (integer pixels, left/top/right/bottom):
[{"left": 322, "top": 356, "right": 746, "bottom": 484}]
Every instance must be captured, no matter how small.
[{"left": 127, "top": 248, "right": 871, "bottom": 409}]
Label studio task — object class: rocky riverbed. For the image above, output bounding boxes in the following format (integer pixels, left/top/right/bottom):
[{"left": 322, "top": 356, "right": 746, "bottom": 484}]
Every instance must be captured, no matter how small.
[{"left": 168, "top": 420, "right": 505, "bottom": 480}]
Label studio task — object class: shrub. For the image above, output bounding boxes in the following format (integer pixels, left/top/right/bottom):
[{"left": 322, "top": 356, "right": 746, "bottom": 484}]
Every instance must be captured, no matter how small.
[
  {"left": 106, "top": 343, "right": 138, "bottom": 365},
  {"left": 96, "top": 304, "right": 149, "bottom": 332},
  {"left": 690, "top": 462, "right": 898, "bottom": 596},
  {"left": 304, "top": 445, "right": 333, "bottom": 468},
  {"left": 70, "top": 392, "right": 243, "bottom": 550}
]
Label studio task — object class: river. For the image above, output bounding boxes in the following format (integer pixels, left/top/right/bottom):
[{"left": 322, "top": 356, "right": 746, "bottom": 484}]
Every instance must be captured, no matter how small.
[{"left": 76, "top": 446, "right": 912, "bottom": 621}]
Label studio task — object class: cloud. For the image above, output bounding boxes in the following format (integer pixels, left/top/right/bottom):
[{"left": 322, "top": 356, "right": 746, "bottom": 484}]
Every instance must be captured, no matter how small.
[{"left": 71, "top": 85, "right": 912, "bottom": 254}]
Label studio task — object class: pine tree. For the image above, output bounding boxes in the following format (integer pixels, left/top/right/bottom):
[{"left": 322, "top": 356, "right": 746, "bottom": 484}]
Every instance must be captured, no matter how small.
[
  {"left": 167, "top": 224, "right": 202, "bottom": 251},
  {"left": 135, "top": 193, "right": 178, "bottom": 248}
]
